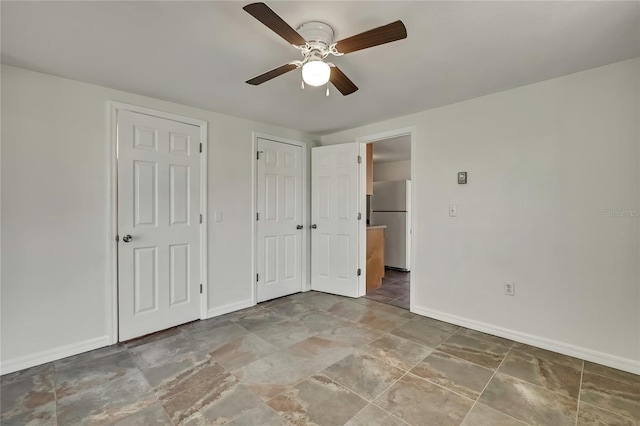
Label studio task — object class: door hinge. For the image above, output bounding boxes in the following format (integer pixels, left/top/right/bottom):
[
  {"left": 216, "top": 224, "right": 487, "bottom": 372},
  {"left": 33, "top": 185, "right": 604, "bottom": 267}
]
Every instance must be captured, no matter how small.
[
  {"left": 200, "top": 214, "right": 203, "bottom": 224},
  {"left": 357, "top": 212, "right": 362, "bottom": 220},
  {"left": 256, "top": 212, "right": 259, "bottom": 221},
  {"left": 200, "top": 284, "right": 203, "bottom": 294},
  {"left": 357, "top": 155, "right": 362, "bottom": 164},
  {"left": 256, "top": 274, "right": 259, "bottom": 282},
  {"left": 199, "top": 143, "right": 203, "bottom": 153},
  {"left": 115, "top": 235, "right": 119, "bottom": 242},
  {"left": 257, "top": 150, "right": 263, "bottom": 160},
  {"left": 357, "top": 268, "right": 362, "bottom": 276}
]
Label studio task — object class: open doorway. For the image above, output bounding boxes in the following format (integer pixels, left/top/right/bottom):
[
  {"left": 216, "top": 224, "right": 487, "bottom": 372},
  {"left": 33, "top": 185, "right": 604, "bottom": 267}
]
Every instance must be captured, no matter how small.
[{"left": 362, "top": 135, "right": 411, "bottom": 309}]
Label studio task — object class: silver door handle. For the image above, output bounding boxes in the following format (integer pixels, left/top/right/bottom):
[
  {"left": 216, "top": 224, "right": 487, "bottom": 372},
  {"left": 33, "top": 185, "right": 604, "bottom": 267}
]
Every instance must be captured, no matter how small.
[
  {"left": 122, "top": 235, "right": 133, "bottom": 243},
  {"left": 311, "top": 224, "right": 317, "bottom": 229},
  {"left": 296, "top": 225, "right": 304, "bottom": 230}
]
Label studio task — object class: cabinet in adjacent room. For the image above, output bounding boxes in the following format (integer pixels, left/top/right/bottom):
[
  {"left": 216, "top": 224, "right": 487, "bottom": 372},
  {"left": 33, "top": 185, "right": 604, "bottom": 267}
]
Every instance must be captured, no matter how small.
[{"left": 366, "top": 225, "right": 385, "bottom": 291}]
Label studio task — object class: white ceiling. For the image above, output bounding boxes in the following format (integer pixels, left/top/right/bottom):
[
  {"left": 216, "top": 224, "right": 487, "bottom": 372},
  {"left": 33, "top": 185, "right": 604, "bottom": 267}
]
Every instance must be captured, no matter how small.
[
  {"left": 371, "top": 135, "right": 411, "bottom": 164},
  {"left": 2, "top": 1, "right": 638, "bottom": 135}
]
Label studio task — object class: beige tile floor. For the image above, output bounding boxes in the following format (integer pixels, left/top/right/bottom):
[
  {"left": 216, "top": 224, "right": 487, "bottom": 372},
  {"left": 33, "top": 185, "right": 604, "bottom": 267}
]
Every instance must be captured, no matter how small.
[{"left": 2, "top": 291, "right": 639, "bottom": 425}]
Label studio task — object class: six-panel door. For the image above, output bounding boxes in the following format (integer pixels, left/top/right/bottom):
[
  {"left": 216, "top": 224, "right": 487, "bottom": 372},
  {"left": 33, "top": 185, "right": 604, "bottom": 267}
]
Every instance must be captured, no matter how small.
[
  {"left": 256, "top": 138, "right": 303, "bottom": 302},
  {"left": 117, "top": 110, "right": 201, "bottom": 341},
  {"left": 311, "top": 143, "right": 360, "bottom": 298}
]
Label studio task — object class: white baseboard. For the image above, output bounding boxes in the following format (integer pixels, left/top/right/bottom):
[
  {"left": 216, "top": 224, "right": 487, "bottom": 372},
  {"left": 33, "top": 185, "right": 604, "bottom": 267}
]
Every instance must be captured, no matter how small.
[
  {"left": 0, "top": 335, "right": 111, "bottom": 375},
  {"left": 412, "top": 306, "right": 640, "bottom": 375},
  {"left": 207, "top": 298, "right": 254, "bottom": 319}
]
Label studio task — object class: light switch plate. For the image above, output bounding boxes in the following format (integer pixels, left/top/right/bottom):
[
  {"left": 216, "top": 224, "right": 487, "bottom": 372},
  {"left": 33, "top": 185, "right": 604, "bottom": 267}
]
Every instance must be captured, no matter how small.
[
  {"left": 449, "top": 205, "right": 457, "bottom": 217},
  {"left": 458, "top": 172, "right": 467, "bottom": 184},
  {"left": 214, "top": 211, "right": 223, "bottom": 222}
]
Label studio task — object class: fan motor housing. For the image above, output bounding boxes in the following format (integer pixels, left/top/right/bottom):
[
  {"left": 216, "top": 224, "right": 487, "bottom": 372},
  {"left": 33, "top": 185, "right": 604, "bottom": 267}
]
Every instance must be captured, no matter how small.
[{"left": 296, "top": 21, "right": 335, "bottom": 48}]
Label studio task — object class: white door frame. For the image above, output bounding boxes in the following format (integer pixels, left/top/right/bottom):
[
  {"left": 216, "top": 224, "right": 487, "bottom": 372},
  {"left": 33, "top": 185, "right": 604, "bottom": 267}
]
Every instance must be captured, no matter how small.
[
  {"left": 356, "top": 127, "right": 416, "bottom": 310},
  {"left": 108, "top": 102, "right": 208, "bottom": 344},
  {"left": 358, "top": 143, "right": 367, "bottom": 297},
  {"left": 252, "top": 133, "right": 309, "bottom": 304}
]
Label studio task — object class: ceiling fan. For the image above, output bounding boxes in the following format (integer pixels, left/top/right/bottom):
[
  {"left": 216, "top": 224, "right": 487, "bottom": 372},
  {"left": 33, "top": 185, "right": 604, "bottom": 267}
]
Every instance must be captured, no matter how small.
[{"left": 243, "top": 2, "right": 407, "bottom": 96}]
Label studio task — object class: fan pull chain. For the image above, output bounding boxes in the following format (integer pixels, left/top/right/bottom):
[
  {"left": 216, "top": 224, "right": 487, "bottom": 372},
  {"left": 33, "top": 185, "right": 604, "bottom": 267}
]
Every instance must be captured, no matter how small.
[{"left": 326, "top": 83, "right": 330, "bottom": 97}]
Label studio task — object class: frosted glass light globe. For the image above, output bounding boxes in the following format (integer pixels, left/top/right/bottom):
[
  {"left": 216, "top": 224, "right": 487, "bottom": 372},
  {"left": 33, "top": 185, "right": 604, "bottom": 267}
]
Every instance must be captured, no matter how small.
[{"left": 302, "top": 61, "right": 331, "bottom": 87}]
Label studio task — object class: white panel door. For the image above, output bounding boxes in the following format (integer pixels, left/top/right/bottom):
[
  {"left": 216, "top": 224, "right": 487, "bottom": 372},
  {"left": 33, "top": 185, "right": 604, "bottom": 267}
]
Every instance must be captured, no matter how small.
[
  {"left": 256, "top": 138, "right": 303, "bottom": 302},
  {"left": 311, "top": 143, "right": 361, "bottom": 297},
  {"left": 118, "top": 110, "right": 201, "bottom": 341}
]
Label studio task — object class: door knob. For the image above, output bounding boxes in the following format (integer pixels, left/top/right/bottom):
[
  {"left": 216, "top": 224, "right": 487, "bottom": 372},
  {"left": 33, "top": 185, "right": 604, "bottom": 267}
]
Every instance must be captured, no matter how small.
[
  {"left": 122, "top": 235, "right": 133, "bottom": 243},
  {"left": 311, "top": 224, "right": 318, "bottom": 229},
  {"left": 296, "top": 225, "right": 304, "bottom": 230}
]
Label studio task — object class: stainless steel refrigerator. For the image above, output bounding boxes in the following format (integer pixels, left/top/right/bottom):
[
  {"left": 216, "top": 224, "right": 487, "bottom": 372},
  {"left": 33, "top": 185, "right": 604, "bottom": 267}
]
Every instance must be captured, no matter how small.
[{"left": 370, "top": 180, "right": 411, "bottom": 271}]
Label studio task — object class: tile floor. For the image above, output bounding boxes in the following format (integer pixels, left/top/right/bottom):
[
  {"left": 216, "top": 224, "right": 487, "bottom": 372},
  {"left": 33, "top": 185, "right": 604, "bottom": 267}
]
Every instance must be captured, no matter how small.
[
  {"left": 363, "top": 269, "right": 410, "bottom": 309},
  {"left": 2, "top": 291, "right": 639, "bottom": 425}
]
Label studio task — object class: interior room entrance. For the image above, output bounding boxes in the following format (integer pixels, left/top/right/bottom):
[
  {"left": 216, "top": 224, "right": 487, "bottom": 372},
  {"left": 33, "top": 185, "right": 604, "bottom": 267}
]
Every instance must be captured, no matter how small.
[{"left": 362, "top": 135, "right": 411, "bottom": 309}]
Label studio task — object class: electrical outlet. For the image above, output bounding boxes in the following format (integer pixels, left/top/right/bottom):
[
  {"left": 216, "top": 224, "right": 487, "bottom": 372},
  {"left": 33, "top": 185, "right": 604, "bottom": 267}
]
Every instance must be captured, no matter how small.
[{"left": 504, "top": 282, "right": 515, "bottom": 296}]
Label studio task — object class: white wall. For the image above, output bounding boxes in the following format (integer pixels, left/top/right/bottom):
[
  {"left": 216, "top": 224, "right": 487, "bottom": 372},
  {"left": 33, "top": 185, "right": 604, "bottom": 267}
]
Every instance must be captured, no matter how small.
[
  {"left": 373, "top": 160, "right": 412, "bottom": 182},
  {"left": 322, "top": 58, "right": 640, "bottom": 373},
  {"left": 1, "top": 65, "right": 315, "bottom": 372}
]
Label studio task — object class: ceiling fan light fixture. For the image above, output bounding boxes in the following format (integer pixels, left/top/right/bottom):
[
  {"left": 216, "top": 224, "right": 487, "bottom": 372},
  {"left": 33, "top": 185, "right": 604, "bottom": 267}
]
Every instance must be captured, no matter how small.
[
  {"left": 302, "top": 60, "right": 331, "bottom": 87},
  {"left": 243, "top": 3, "right": 407, "bottom": 95}
]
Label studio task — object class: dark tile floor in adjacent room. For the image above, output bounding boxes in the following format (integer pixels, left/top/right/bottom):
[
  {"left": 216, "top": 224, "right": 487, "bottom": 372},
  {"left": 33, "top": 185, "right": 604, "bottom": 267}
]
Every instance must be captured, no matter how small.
[
  {"left": 2, "top": 291, "right": 639, "bottom": 425},
  {"left": 363, "top": 269, "right": 410, "bottom": 309}
]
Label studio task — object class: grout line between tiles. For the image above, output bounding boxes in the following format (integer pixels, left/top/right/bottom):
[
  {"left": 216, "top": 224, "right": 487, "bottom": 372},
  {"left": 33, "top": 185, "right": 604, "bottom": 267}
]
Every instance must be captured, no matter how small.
[
  {"left": 493, "top": 361, "right": 585, "bottom": 402},
  {"left": 474, "top": 355, "right": 592, "bottom": 425},
  {"left": 577, "top": 401, "right": 639, "bottom": 424},
  {"left": 258, "top": 344, "right": 411, "bottom": 425},
  {"left": 371, "top": 403, "right": 412, "bottom": 426},
  {"left": 255, "top": 326, "right": 410, "bottom": 422},
  {"left": 53, "top": 365, "right": 59, "bottom": 425},
  {"left": 430, "top": 327, "right": 587, "bottom": 403},
  {"left": 258, "top": 348, "right": 357, "bottom": 404},
  {"left": 458, "top": 341, "right": 526, "bottom": 425},
  {"left": 575, "top": 365, "right": 639, "bottom": 426},
  {"left": 320, "top": 369, "right": 411, "bottom": 425},
  {"left": 366, "top": 371, "right": 414, "bottom": 425},
  {"left": 581, "top": 366, "right": 640, "bottom": 389},
  {"left": 576, "top": 359, "right": 584, "bottom": 426},
  {"left": 324, "top": 358, "right": 398, "bottom": 402},
  {"left": 368, "top": 369, "right": 494, "bottom": 426},
  {"left": 467, "top": 402, "right": 531, "bottom": 426},
  {"left": 158, "top": 393, "right": 177, "bottom": 426},
  {"left": 343, "top": 403, "right": 371, "bottom": 424},
  {"left": 344, "top": 337, "right": 446, "bottom": 424},
  {"left": 407, "top": 370, "right": 480, "bottom": 404},
  {"left": 495, "top": 367, "right": 586, "bottom": 404},
  {"left": 356, "top": 335, "right": 435, "bottom": 372},
  {"left": 406, "top": 345, "right": 524, "bottom": 407}
]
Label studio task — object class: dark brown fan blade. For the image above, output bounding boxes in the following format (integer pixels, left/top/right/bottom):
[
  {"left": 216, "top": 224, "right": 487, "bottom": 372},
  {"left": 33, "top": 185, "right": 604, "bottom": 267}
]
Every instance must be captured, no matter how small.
[
  {"left": 334, "top": 21, "right": 407, "bottom": 54},
  {"left": 246, "top": 63, "right": 298, "bottom": 85},
  {"left": 243, "top": 3, "right": 307, "bottom": 46},
  {"left": 330, "top": 66, "right": 358, "bottom": 96}
]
